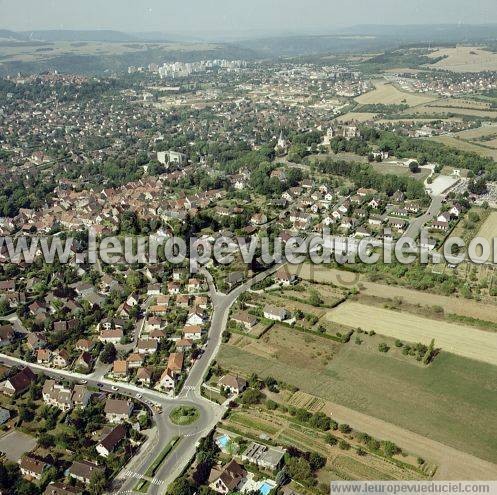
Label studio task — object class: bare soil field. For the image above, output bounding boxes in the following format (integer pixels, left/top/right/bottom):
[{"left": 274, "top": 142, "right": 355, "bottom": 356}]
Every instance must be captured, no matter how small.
[
  {"left": 429, "top": 136, "right": 497, "bottom": 160},
  {"left": 327, "top": 301, "right": 497, "bottom": 366},
  {"left": 476, "top": 211, "right": 497, "bottom": 242},
  {"left": 334, "top": 112, "right": 377, "bottom": 123},
  {"left": 427, "top": 46, "right": 497, "bottom": 73},
  {"left": 429, "top": 98, "right": 492, "bottom": 110},
  {"left": 355, "top": 81, "right": 437, "bottom": 107},
  {"left": 288, "top": 263, "right": 497, "bottom": 323},
  {"left": 0, "top": 41, "right": 215, "bottom": 64},
  {"left": 406, "top": 105, "right": 497, "bottom": 119},
  {"left": 452, "top": 125, "right": 497, "bottom": 140}
]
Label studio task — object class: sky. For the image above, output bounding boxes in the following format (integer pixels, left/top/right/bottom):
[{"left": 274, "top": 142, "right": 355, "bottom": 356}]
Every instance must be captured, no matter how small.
[{"left": 1, "top": 0, "right": 497, "bottom": 38}]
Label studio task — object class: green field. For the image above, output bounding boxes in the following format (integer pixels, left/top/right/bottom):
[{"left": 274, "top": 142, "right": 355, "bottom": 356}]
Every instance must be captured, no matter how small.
[{"left": 219, "top": 332, "right": 497, "bottom": 463}]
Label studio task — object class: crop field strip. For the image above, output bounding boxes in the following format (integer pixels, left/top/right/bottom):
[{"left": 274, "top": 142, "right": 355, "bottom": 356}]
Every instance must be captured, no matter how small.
[{"left": 326, "top": 301, "right": 497, "bottom": 366}]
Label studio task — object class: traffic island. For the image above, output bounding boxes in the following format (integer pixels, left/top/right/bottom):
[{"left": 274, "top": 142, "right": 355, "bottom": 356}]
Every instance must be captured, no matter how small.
[{"left": 169, "top": 406, "right": 200, "bottom": 425}]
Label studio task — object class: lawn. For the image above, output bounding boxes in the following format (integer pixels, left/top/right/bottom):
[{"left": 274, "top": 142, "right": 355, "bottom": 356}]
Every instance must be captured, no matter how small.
[
  {"left": 326, "top": 301, "right": 497, "bottom": 366},
  {"left": 218, "top": 326, "right": 497, "bottom": 464},
  {"left": 371, "top": 162, "right": 430, "bottom": 181},
  {"left": 169, "top": 406, "right": 199, "bottom": 426}
]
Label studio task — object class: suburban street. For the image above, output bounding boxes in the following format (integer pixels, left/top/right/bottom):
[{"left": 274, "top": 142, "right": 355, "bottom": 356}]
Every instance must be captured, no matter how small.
[
  {"left": 0, "top": 265, "right": 278, "bottom": 495},
  {"left": 404, "top": 194, "right": 444, "bottom": 240}
]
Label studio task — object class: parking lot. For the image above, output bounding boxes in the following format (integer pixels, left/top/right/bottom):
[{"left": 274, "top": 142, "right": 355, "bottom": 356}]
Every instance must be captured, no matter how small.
[{"left": 0, "top": 430, "right": 37, "bottom": 461}]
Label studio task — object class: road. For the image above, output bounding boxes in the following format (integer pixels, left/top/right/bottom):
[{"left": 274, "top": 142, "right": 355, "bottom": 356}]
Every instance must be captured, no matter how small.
[
  {"left": 0, "top": 265, "right": 278, "bottom": 495},
  {"left": 404, "top": 195, "right": 444, "bottom": 241}
]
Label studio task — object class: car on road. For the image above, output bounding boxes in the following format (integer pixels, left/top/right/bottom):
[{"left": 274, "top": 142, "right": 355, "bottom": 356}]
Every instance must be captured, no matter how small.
[
  {"left": 111, "top": 386, "right": 119, "bottom": 391},
  {"left": 79, "top": 379, "right": 88, "bottom": 384},
  {"left": 135, "top": 393, "right": 142, "bottom": 399},
  {"left": 97, "top": 383, "right": 104, "bottom": 388}
]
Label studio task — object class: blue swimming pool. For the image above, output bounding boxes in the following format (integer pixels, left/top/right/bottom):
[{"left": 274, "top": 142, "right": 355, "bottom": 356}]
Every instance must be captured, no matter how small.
[
  {"left": 259, "top": 482, "right": 273, "bottom": 495},
  {"left": 217, "top": 434, "right": 230, "bottom": 448}
]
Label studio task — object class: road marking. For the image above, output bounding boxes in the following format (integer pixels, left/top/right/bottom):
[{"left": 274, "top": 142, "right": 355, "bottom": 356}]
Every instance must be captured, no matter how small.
[{"left": 121, "top": 470, "right": 164, "bottom": 485}]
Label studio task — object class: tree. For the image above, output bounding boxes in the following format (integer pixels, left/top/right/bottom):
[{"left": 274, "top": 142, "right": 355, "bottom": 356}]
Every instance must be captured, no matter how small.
[
  {"left": 307, "top": 452, "right": 326, "bottom": 470},
  {"left": 88, "top": 469, "right": 107, "bottom": 495},
  {"left": 468, "top": 177, "right": 487, "bottom": 195},
  {"left": 308, "top": 290, "right": 323, "bottom": 307},
  {"left": 325, "top": 433, "right": 337, "bottom": 446},
  {"left": 382, "top": 441, "right": 400, "bottom": 457},
  {"left": 378, "top": 343, "right": 390, "bottom": 353},
  {"left": 275, "top": 467, "right": 289, "bottom": 486},
  {"left": 167, "top": 477, "right": 194, "bottom": 495},
  {"left": 240, "top": 388, "right": 264, "bottom": 405},
  {"left": 409, "top": 161, "right": 420, "bottom": 173},
  {"left": 309, "top": 412, "right": 331, "bottom": 431},
  {"left": 100, "top": 343, "right": 117, "bottom": 364},
  {"left": 285, "top": 457, "right": 313, "bottom": 486}
]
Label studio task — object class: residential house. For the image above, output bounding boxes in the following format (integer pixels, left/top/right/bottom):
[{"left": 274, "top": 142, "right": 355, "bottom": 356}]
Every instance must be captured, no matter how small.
[
  {"left": 136, "top": 367, "right": 152, "bottom": 386},
  {"left": 146, "top": 283, "right": 161, "bottom": 296},
  {"left": 437, "top": 212, "right": 452, "bottom": 223},
  {"left": 0, "top": 407, "right": 10, "bottom": 425},
  {"left": 175, "top": 339, "right": 193, "bottom": 352},
  {"left": 44, "top": 482, "right": 82, "bottom": 495},
  {"left": 26, "top": 333, "right": 47, "bottom": 350},
  {"left": 275, "top": 268, "right": 298, "bottom": 286},
  {"left": 186, "top": 310, "right": 205, "bottom": 326},
  {"left": 19, "top": 454, "right": 51, "bottom": 480},
  {"left": 241, "top": 442, "right": 286, "bottom": 470},
  {"left": 75, "top": 351, "right": 93, "bottom": 371},
  {"left": 52, "top": 349, "right": 71, "bottom": 368},
  {"left": 99, "top": 328, "right": 123, "bottom": 344},
  {"left": 227, "top": 271, "right": 245, "bottom": 289},
  {"left": 167, "top": 282, "right": 181, "bottom": 295},
  {"left": 127, "top": 353, "right": 144, "bottom": 369},
  {"left": 112, "top": 360, "right": 129, "bottom": 378},
  {"left": 389, "top": 218, "right": 407, "bottom": 232},
  {"left": 0, "top": 325, "right": 14, "bottom": 347},
  {"left": 67, "top": 460, "right": 104, "bottom": 485},
  {"left": 231, "top": 311, "right": 258, "bottom": 330},
  {"left": 219, "top": 374, "right": 247, "bottom": 395},
  {"left": 209, "top": 460, "right": 247, "bottom": 495},
  {"left": 263, "top": 305, "right": 289, "bottom": 322},
  {"left": 71, "top": 385, "right": 92, "bottom": 408},
  {"left": 187, "top": 278, "right": 204, "bottom": 293},
  {"left": 183, "top": 325, "right": 202, "bottom": 340},
  {"left": 137, "top": 339, "right": 158, "bottom": 355},
  {"left": 42, "top": 380, "right": 73, "bottom": 411},
  {"left": 0, "top": 367, "right": 36, "bottom": 396},
  {"left": 432, "top": 220, "right": 449, "bottom": 231},
  {"left": 37, "top": 349, "right": 52, "bottom": 364},
  {"left": 96, "top": 424, "right": 127, "bottom": 457},
  {"left": 104, "top": 398, "right": 133, "bottom": 423}
]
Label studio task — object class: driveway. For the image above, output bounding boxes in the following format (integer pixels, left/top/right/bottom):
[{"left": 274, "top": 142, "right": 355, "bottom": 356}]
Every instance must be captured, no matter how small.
[{"left": 0, "top": 430, "right": 37, "bottom": 461}]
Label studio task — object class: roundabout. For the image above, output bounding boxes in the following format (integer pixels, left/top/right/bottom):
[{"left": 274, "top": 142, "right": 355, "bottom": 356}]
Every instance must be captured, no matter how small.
[{"left": 169, "top": 405, "right": 200, "bottom": 425}]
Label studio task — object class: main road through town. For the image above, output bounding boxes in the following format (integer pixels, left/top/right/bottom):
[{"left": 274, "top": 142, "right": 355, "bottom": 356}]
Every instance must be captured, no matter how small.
[{"left": 0, "top": 264, "right": 280, "bottom": 495}]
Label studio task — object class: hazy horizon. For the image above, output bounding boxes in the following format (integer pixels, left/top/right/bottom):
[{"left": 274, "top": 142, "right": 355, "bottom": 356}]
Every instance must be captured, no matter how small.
[{"left": 1, "top": 0, "right": 497, "bottom": 38}]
